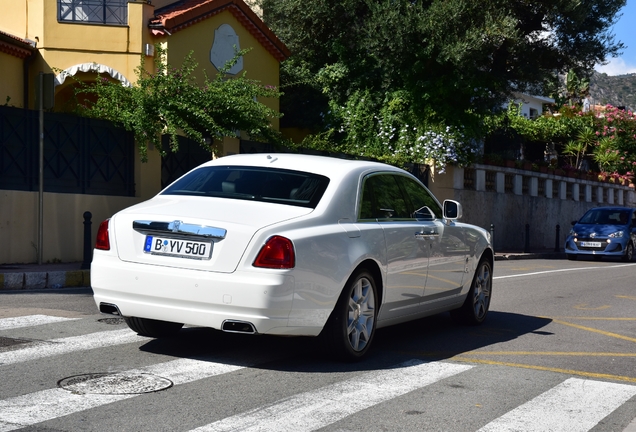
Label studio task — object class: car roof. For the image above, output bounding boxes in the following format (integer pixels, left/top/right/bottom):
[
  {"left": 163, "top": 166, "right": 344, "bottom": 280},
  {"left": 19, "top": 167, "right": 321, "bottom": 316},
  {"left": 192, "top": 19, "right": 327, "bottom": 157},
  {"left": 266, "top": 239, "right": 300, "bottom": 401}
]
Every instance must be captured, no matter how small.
[{"left": 203, "top": 153, "right": 405, "bottom": 178}]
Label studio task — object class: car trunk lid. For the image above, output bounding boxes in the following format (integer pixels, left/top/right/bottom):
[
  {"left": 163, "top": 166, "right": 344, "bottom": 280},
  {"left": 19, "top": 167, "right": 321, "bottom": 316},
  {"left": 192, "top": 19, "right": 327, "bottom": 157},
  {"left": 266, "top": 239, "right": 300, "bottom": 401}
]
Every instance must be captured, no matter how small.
[{"left": 112, "top": 196, "right": 311, "bottom": 273}]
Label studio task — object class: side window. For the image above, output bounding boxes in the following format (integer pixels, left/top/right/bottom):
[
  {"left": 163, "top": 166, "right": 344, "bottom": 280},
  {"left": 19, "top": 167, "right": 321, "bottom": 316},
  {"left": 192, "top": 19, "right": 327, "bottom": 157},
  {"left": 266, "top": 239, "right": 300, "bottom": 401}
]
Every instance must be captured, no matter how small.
[
  {"left": 359, "top": 174, "right": 410, "bottom": 221},
  {"left": 396, "top": 175, "right": 442, "bottom": 220}
]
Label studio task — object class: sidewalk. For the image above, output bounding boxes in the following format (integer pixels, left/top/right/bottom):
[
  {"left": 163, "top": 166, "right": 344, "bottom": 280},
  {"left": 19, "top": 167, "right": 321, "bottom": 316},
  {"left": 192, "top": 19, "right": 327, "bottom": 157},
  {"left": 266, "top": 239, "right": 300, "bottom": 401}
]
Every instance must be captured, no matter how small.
[{"left": 0, "top": 250, "right": 565, "bottom": 291}]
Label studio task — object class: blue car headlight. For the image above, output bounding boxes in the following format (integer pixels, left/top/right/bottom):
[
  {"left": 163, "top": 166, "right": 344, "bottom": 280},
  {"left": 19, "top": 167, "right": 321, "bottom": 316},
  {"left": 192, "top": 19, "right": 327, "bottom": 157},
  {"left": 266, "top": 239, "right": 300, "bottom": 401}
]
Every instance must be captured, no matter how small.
[
  {"left": 608, "top": 231, "right": 624, "bottom": 238},
  {"left": 569, "top": 229, "right": 577, "bottom": 236}
]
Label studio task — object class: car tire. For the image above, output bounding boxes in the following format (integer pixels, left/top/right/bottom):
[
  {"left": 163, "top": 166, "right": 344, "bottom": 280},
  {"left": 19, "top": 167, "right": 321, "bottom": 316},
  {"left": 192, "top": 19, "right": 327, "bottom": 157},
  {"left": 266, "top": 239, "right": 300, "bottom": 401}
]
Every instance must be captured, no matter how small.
[
  {"left": 450, "top": 258, "right": 492, "bottom": 325},
  {"left": 322, "top": 269, "right": 378, "bottom": 361},
  {"left": 566, "top": 254, "right": 577, "bottom": 261},
  {"left": 124, "top": 317, "right": 183, "bottom": 337},
  {"left": 622, "top": 242, "right": 634, "bottom": 262}
]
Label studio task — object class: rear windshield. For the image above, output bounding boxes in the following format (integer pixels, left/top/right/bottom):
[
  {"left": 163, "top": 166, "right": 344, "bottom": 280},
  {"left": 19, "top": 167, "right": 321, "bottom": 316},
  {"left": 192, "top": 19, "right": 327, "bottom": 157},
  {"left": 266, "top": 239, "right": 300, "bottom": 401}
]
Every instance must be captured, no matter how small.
[
  {"left": 162, "top": 166, "right": 330, "bottom": 209},
  {"left": 579, "top": 209, "right": 630, "bottom": 225}
]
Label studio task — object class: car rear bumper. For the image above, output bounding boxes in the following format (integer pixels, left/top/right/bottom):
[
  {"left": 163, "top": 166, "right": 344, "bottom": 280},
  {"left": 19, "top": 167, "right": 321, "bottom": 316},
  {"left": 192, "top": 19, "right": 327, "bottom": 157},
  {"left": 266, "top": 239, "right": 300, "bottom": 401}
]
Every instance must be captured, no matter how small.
[{"left": 91, "top": 253, "right": 324, "bottom": 336}]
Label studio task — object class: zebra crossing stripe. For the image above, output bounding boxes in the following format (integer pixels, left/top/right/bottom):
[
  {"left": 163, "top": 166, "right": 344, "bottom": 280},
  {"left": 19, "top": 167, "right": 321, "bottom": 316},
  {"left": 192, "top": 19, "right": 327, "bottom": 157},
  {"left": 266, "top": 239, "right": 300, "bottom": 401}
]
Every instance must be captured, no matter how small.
[
  {"left": 0, "top": 358, "right": 246, "bottom": 432},
  {"left": 0, "top": 315, "right": 80, "bottom": 330},
  {"left": 477, "top": 377, "right": 636, "bottom": 432},
  {"left": 190, "top": 360, "right": 474, "bottom": 432},
  {"left": 0, "top": 329, "right": 144, "bottom": 366}
]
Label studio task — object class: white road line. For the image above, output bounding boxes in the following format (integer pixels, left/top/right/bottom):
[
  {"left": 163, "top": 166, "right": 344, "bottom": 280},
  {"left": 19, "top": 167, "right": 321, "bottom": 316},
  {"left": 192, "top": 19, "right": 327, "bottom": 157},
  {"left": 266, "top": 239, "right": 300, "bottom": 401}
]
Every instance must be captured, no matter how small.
[
  {"left": 0, "top": 358, "right": 245, "bottom": 432},
  {"left": 190, "top": 360, "right": 473, "bottom": 432},
  {"left": 478, "top": 377, "right": 636, "bottom": 432},
  {"left": 0, "top": 329, "right": 144, "bottom": 366},
  {"left": 0, "top": 315, "right": 80, "bottom": 330},
  {"left": 493, "top": 263, "right": 636, "bottom": 280}
]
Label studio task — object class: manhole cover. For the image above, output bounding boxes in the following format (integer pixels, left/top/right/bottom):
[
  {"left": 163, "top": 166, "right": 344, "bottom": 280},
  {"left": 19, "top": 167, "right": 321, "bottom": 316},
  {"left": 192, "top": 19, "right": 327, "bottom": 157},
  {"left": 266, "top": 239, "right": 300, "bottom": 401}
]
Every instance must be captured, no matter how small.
[
  {"left": 58, "top": 373, "right": 173, "bottom": 395},
  {"left": 98, "top": 317, "right": 125, "bottom": 325}
]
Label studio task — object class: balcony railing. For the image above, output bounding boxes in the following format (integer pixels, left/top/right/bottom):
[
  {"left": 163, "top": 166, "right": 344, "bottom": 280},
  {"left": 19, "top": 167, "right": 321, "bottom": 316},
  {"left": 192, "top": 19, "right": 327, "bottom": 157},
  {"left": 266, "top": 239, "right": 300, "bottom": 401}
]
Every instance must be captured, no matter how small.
[{"left": 58, "top": 0, "right": 127, "bottom": 25}]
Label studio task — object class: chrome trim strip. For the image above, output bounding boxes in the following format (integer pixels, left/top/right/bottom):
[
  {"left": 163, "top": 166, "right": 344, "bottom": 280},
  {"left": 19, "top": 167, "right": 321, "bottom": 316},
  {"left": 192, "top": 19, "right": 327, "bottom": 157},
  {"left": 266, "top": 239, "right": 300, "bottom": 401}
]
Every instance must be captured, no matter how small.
[{"left": 133, "top": 220, "right": 227, "bottom": 239}]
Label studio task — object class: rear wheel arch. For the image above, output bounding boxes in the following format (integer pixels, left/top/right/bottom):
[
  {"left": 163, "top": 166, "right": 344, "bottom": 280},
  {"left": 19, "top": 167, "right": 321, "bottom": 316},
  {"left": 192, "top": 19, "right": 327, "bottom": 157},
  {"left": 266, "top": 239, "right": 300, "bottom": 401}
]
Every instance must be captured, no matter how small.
[{"left": 354, "top": 259, "right": 384, "bottom": 307}]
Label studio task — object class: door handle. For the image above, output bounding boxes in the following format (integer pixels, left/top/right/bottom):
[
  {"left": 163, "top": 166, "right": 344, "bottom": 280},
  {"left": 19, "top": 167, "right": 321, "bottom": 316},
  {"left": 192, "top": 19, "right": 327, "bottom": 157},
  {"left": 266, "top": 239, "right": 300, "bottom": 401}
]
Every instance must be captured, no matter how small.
[{"left": 415, "top": 230, "right": 438, "bottom": 240}]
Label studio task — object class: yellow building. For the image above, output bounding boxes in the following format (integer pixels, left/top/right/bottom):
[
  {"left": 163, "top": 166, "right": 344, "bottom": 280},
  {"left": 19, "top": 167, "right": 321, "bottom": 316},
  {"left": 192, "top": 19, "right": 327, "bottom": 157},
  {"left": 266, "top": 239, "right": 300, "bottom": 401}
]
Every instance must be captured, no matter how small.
[
  {"left": 0, "top": 30, "right": 36, "bottom": 108},
  {"left": 0, "top": 0, "right": 289, "bottom": 264}
]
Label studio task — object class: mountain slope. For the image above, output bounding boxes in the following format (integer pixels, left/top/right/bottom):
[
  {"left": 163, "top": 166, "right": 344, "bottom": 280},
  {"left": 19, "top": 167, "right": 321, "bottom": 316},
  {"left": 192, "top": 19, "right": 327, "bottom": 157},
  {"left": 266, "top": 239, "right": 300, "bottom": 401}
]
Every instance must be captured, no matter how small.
[{"left": 589, "top": 71, "right": 636, "bottom": 111}]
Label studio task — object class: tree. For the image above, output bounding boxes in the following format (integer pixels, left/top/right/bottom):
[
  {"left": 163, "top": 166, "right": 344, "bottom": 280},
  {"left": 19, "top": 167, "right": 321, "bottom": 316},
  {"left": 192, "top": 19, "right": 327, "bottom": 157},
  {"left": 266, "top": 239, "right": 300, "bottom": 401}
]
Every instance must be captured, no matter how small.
[
  {"left": 75, "top": 46, "right": 284, "bottom": 161},
  {"left": 259, "top": 0, "right": 626, "bottom": 163}
]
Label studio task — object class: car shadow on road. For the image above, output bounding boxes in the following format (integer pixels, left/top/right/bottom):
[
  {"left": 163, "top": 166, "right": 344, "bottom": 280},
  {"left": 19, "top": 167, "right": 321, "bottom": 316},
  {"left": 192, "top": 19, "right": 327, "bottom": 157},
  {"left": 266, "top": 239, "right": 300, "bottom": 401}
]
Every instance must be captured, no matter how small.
[{"left": 136, "top": 310, "right": 552, "bottom": 373}]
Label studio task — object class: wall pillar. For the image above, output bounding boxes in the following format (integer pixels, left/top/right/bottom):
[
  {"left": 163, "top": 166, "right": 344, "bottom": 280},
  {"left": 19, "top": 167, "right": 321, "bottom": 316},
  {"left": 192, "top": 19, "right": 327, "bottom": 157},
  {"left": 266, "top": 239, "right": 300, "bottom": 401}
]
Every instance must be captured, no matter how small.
[
  {"left": 529, "top": 177, "right": 538, "bottom": 197},
  {"left": 496, "top": 172, "right": 505, "bottom": 194},
  {"left": 475, "top": 169, "right": 486, "bottom": 191},
  {"left": 572, "top": 183, "right": 579, "bottom": 201},
  {"left": 545, "top": 179, "right": 552, "bottom": 198},
  {"left": 559, "top": 181, "right": 567, "bottom": 200},
  {"left": 513, "top": 175, "right": 522, "bottom": 195},
  {"left": 596, "top": 186, "right": 604, "bottom": 203}
]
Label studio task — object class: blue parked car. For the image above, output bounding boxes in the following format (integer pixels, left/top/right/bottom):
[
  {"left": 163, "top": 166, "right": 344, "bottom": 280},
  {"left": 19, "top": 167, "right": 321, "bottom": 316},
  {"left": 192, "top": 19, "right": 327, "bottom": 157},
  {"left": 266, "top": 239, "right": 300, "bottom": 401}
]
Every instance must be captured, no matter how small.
[{"left": 565, "top": 206, "right": 636, "bottom": 261}]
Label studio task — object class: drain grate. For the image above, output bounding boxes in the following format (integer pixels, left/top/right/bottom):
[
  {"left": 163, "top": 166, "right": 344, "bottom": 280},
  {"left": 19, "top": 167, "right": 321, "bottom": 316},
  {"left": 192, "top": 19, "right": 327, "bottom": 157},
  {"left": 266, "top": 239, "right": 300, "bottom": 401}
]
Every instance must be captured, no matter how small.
[
  {"left": 98, "top": 317, "right": 125, "bottom": 325},
  {"left": 58, "top": 373, "right": 173, "bottom": 395}
]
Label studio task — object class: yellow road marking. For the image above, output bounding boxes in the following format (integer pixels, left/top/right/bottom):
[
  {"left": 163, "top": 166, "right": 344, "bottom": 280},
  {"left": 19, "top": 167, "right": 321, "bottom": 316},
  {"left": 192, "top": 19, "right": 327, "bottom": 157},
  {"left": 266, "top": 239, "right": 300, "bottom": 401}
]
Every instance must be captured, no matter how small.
[
  {"left": 550, "top": 317, "right": 636, "bottom": 321},
  {"left": 452, "top": 356, "right": 636, "bottom": 384},
  {"left": 573, "top": 304, "right": 611, "bottom": 310},
  {"left": 461, "top": 351, "right": 636, "bottom": 357},
  {"left": 616, "top": 295, "right": 636, "bottom": 300},
  {"left": 548, "top": 318, "right": 636, "bottom": 343}
]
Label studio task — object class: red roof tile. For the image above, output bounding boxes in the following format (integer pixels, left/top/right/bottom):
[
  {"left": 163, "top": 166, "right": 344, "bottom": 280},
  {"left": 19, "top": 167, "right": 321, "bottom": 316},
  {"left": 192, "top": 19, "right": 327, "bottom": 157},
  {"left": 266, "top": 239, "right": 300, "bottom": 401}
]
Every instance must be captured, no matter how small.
[
  {"left": 0, "top": 30, "right": 36, "bottom": 59},
  {"left": 150, "top": 0, "right": 290, "bottom": 62}
]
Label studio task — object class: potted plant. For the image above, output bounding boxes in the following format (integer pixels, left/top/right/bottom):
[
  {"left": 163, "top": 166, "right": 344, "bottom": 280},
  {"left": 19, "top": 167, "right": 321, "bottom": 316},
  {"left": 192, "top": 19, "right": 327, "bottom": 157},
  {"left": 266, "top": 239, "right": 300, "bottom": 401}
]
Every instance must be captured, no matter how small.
[
  {"left": 563, "top": 165, "right": 578, "bottom": 178},
  {"left": 538, "top": 162, "right": 549, "bottom": 173},
  {"left": 482, "top": 153, "right": 504, "bottom": 166}
]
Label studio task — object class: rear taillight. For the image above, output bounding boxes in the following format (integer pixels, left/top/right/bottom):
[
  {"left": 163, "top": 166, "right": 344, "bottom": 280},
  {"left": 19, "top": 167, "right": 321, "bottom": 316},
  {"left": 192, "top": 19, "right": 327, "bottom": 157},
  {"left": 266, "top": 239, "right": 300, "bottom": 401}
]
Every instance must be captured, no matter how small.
[
  {"left": 95, "top": 219, "right": 111, "bottom": 251},
  {"left": 253, "top": 236, "right": 295, "bottom": 269}
]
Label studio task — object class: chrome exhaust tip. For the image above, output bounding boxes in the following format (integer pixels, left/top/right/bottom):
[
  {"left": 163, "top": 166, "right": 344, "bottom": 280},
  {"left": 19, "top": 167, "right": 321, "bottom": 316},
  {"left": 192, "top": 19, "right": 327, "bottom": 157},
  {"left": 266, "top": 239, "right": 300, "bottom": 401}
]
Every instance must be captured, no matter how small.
[
  {"left": 221, "top": 320, "right": 257, "bottom": 334},
  {"left": 99, "top": 303, "right": 122, "bottom": 316}
]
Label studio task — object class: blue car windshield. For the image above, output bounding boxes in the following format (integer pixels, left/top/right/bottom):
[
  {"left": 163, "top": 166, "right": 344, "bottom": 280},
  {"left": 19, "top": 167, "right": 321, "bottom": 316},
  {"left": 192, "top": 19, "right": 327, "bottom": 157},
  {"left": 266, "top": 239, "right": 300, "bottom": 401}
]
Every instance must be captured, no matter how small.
[
  {"left": 162, "top": 166, "right": 330, "bottom": 209},
  {"left": 579, "top": 209, "right": 630, "bottom": 225}
]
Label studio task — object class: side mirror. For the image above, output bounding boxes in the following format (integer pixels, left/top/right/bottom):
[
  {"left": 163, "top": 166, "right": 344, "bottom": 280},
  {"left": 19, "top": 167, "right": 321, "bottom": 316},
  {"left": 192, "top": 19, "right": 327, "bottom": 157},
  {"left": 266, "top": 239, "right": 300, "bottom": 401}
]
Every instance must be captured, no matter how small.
[
  {"left": 571, "top": 220, "right": 577, "bottom": 226},
  {"left": 443, "top": 200, "right": 462, "bottom": 220}
]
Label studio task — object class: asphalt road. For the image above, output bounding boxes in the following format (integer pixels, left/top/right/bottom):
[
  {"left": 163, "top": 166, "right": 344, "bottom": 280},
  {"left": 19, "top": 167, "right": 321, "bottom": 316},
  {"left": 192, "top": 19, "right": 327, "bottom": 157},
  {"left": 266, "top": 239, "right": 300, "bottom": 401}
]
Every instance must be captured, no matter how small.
[{"left": 0, "top": 257, "right": 635, "bottom": 431}]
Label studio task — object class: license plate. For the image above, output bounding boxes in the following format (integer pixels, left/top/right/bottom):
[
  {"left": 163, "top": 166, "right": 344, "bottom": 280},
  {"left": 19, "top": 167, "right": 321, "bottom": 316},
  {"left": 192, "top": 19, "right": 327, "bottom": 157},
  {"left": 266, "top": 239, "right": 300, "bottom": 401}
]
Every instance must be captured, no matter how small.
[
  {"left": 143, "top": 236, "right": 212, "bottom": 259},
  {"left": 580, "top": 241, "right": 602, "bottom": 247}
]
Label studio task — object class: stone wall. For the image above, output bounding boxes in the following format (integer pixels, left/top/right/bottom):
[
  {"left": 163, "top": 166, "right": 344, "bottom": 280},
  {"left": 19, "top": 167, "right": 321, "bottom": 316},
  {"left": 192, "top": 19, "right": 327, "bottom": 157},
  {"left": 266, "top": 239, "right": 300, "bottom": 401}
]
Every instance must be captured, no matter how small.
[{"left": 427, "top": 164, "right": 636, "bottom": 252}]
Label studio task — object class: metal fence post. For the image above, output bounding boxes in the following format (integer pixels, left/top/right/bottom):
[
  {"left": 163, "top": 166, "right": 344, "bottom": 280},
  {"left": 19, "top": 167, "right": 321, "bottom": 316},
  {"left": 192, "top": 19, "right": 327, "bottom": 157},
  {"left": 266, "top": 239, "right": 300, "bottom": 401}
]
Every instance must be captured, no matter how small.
[
  {"left": 554, "top": 224, "right": 561, "bottom": 252},
  {"left": 82, "top": 211, "right": 92, "bottom": 270},
  {"left": 524, "top": 224, "right": 530, "bottom": 253}
]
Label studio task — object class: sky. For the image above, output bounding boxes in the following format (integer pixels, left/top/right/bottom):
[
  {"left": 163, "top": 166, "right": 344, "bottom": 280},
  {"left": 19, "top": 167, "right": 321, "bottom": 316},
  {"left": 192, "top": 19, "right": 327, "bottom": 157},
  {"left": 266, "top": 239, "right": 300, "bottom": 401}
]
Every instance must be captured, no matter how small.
[{"left": 594, "top": 0, "right": 636, "bottom": 75}]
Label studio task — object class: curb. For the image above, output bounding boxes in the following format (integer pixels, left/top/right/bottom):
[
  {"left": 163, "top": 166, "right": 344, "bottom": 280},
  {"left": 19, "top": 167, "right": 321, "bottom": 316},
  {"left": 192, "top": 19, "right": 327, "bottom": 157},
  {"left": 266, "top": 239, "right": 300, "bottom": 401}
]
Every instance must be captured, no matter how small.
[
  {"left": 495, "top": 252, "right": 566, "bottom": 261},
  {"left": 0, "top": 270, "right": 90, "bottom": 291}
]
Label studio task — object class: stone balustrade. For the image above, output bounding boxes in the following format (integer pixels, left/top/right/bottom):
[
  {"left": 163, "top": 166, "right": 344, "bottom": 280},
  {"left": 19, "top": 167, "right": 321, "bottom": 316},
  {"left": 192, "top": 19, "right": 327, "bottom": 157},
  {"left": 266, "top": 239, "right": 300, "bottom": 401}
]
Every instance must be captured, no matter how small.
[
  {"left": 457, "top": 164, "right": 635, "bottom": 206},
  {"left": 427, "top": 163, "right": 636, "bottom": 251}
]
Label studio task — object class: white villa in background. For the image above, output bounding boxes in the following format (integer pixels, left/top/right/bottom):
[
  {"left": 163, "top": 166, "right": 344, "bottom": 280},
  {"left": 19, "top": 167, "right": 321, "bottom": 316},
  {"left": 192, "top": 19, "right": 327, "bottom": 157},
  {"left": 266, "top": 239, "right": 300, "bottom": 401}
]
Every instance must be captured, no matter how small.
[{"left": 505, "top": 93, "right": 555, "bottom": 119}]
